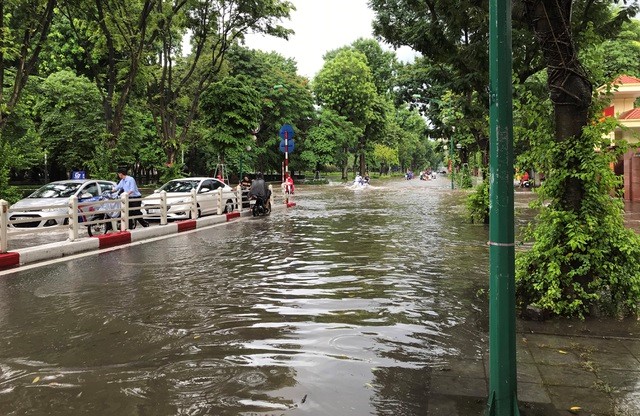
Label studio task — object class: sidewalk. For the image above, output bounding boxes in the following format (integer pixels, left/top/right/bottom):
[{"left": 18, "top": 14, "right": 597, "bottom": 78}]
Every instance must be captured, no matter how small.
[{"left": 426, "top": 318, "right": 640, "bottom": 415}]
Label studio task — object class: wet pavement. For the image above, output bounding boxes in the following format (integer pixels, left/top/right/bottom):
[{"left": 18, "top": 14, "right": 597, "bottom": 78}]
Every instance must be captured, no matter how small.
[
  {"left": 426, "top": 316, "right": 640, "bottom": 415},
  {"left": 1, "top": 179, "right": 640, "bottom": 415}
]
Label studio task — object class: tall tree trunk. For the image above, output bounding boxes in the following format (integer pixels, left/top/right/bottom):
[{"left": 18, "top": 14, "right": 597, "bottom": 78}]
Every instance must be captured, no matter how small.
[
  {"left": 525, "top": 0, "right": 593, "bottom": 212},
  {"left": 0, "top": 0, "right": 56, "bottom": 131}
]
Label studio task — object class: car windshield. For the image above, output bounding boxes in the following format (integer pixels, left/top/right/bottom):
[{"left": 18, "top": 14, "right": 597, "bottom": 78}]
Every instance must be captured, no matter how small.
[
  {"left": 29, "top": 183, "right": 82, "bottom": 198},
  {"left": 160, "top": 180, "right": 199, "bottom": 193}
]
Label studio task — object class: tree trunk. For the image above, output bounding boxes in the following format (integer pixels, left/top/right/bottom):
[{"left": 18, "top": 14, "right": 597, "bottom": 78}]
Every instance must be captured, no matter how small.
[{"left": 525, "top": 0, "right": 592, "bottom": 212}]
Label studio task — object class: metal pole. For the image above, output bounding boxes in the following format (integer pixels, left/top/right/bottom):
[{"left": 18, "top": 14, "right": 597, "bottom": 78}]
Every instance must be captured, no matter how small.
[
  {"left": 284, "top": 131, "right": 289, "bottom": 180},
  {"left": 44, "top": 150, "right": 48, "bottom": 184},
  {"left": 486, "top": 0, "right": 519, "bottom": 413},
  {"left": 450, "top": 135, "right": 454, "bottom": 190}
]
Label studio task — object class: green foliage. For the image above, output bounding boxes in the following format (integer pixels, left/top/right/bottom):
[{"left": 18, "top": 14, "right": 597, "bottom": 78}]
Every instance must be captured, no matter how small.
[
  {"left": 516, "top": 119, "right": 640, "bottom": 318},
  {"left": 313, "top": 50, "right": 378, "bottom": 127},
  {"left": 0, "top": 135, "right": 23, "bottom": 203},
  {"left": 323, "top": 38, "right": 400, "bottom": 95},
  {"left": 200, "top": 75, "right": 263, "bottom": 151},
  {"left": 466, "top": 179, "right": 490, "bottom": 224},
  {"left": 304, "top": 109, "right": 361, "bottom": 171},
  {"left": 35, "top": 70, "right": 106, "bottom": 175},
  {"left": 456, "top": 165, "right": 473, "bottom": 189},
  {"left": 372, "top": 143, "right": 399, "bottom": 174},
  {"left": 158, "top": 163, "right": 186, "bottom": 184}
]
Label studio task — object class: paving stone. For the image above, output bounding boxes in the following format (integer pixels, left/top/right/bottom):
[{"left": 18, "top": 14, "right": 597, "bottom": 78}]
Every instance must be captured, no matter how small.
[
  {"left": 426, "top": 393, "right": 485, "bottom": 416},
  {"left": 517, "top": 381, "right": 551, "bottom": 404},
  {"left": 430, "top": 373, "right": 487, "bottom": 397},
  {"left": 595, "top": 368, "right": 640, "bottom": 392},
  {"left": 537, "top": 363, "right": 598, "bottom": 387},
  {"left": 588, "top": 351, "right": 640, "bottom": 370},
  {"left": 547, "top": 385, "right": 614, "bottom": 416},
  {"left": 528, "top": 345, "right": 582, "bottom": 366},
  {"left": 575, "top": 337, "right": 634, "bottom": 354},
  {"left": 517, "top": 362, "right": 544, "bottom": 384},
  {"left": 432, "top": 358, "right": 485, "bottom": 379},
  {"left": 516, "top": 340, "right": 536, "bottom": 364},
  {"left": 620, "top": 339, "right": 640, "bottom": 359},
  {"left": 524, "top": 333, "right": 577, "bottom": 350},
  {"left": 613, "top": 390, "right": 640, "bottom": 415}
]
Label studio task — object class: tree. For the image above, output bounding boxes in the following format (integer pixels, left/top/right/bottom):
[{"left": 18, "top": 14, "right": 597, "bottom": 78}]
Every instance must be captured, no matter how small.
[
  {"left": 59, "top": 0, "right": 159, "bottom": 148},
  {"left": 0, "top": 0, "right": 56, "bottom": 131},
  {"left": 313, "top": 50, "right": 378, "bottom": 178},
  {"left": 197, "top": 47, "right": 315, "bottom": 177},
  {"left": 0, "top": 0, "right": 56, "bottom": 200},
  {"left": 372, "top": 143, "right": 399, "bottom": 174},
  {"left": 199, "top": 74, "right": 262, "bottom": 173},
  {"left": 147, "top": 0, "right": 295, "bottom": 166},
  {"left": 304, "top": 109, "right": 362, "bottom": 176},
  {"left": 323, "top": 38, "right": 400, "bottom": 96},
  {"left": 515, "top": 0, "right": 640, "bottom": 317},
  {"left": 35, "top": 70, "right": 106, "bottom": 177}
]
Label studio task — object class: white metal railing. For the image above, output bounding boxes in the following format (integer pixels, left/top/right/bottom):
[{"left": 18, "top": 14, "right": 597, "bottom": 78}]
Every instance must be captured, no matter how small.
[
  {"left": 1, "top": 200, "right": 8, "bottom": 253},
  {"left": 1, "top": 186, "right": 249, "bottom": 253}
]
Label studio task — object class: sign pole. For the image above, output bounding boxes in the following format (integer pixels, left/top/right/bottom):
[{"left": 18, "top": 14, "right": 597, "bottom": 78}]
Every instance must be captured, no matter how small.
[
  {"left": 285, "top": 131, "right": 289, "bottom": 181},
  {"left": 279, "top": 124, "right": 295, "bottom": 183}
]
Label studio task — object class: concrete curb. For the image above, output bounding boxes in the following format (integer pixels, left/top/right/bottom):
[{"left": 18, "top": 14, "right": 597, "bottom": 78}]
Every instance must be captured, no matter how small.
[{"left": 0, "top": 202, "right": 291, "bottom": 271}]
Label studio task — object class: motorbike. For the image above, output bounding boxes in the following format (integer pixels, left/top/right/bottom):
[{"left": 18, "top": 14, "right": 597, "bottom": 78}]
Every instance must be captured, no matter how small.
[
  {"left": 249, "top": 195, "right": 271, "bottom": 217},
  {"left": 81, "top": 190, "right": 127, "bottom": 236}
]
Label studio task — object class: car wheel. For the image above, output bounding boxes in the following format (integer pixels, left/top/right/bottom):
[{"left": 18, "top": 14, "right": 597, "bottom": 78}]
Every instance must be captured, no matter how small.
[{"left": 189, "top": 206, "right": 202, "bottom": 219}]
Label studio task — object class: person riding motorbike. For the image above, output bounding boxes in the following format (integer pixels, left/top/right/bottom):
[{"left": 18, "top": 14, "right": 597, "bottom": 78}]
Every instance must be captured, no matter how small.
[{"left": 249, "top": 172, "right": 271, "bottom": 213}]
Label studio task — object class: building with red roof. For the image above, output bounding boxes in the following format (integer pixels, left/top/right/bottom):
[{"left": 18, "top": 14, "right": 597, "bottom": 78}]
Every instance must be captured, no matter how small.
[{"left": 599, "top": 75, "right": 640, "bottom": 201}]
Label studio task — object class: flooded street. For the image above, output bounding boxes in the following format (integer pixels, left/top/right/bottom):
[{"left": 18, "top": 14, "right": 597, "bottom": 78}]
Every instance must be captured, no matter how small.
[{"left": 0, "top": 177, "right": 638, "bottom": 415}]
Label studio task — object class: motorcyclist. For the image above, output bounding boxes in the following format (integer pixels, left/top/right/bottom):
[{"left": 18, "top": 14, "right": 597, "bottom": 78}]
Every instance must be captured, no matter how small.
[{"left": 249, "top": 172, "right": 270, "bottom": 209}]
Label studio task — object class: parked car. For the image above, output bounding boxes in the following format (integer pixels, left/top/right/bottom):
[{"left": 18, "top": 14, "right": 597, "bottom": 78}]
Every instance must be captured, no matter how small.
[
  {"left": 9, "top": 179, "right": 117, "bottom": 228},
  {"left": 141, "top": 177, "right": 237, "bottom": 220}
]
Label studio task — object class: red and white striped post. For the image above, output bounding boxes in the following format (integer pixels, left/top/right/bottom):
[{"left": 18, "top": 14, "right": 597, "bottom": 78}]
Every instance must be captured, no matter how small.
[{"left": 284, "top": 130, "right": 289, "bottom": 181}]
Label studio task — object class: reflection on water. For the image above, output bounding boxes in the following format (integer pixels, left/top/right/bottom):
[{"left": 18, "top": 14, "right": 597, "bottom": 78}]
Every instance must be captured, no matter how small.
[{"left": 0, "top": 179, "right": 557, "bottom": 414}]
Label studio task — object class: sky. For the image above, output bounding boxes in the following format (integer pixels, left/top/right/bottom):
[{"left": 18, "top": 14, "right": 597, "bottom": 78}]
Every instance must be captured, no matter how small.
[{"left": 244, "top": 0, "right": 418, "bottom": 79}]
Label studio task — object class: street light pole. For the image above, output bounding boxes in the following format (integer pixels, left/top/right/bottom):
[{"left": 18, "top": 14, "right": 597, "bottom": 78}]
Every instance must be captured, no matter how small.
[
  {"left": 450, "top": 135, "right": 454, "bottom": 189},
  {"left": 487, "top": 0, "right": 518, "bottom": 413},
  {"left": 239, "top": 145, "right": 251, "bottom": 182},
  {"left": 44, "top": 150, "right": 49, "bottom": 184}
]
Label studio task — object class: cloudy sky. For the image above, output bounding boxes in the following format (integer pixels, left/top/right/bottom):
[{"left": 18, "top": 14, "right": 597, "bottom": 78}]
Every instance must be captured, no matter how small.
[{"left": 244, "top": 0, "right": 418, "bottom": 79}]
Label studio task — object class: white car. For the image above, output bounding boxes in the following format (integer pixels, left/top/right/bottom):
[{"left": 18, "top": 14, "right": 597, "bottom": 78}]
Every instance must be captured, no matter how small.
[
  {"left": 9, "top": 179, "right": 117, "bottom": 228},
  {"left": 142, "top": 177, "right": 237, "bottom": 220}
]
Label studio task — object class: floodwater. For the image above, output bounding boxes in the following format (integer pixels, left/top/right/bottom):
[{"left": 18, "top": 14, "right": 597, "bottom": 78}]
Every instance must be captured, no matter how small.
[{"left": 0, "top": 178, "right": 630, "bottom": 415}]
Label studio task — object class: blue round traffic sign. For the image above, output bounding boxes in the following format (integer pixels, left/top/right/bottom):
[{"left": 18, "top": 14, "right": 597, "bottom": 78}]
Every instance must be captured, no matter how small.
[
  {"left": 279, "top": 124, "right": 295, "bottom": 140},
  {"left": 279, "top": 139, "right": 295, "bottom": 153}
]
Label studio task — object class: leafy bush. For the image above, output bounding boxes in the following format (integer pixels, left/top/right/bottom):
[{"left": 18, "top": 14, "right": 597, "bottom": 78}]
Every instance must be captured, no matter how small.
[
  {"left": 467, "top": 179, "right": 490, "bottom": 224},
  {"left": 516, "top": 119, "right": 640, "bottom": 318}
]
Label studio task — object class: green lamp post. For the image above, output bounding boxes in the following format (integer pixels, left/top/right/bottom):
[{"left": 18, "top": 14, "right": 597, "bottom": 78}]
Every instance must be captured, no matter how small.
[{"left": 450, "top": 136, "right": 454, "bottom": 189}]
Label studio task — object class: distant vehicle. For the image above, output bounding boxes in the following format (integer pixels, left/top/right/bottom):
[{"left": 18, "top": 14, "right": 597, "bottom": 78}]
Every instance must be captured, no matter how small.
[
  {"left": 142, "top": 177, "right": 236, "bottom": 220},
  {"left": 9, "top": 179, "right": 117, "bottom": 228}
]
